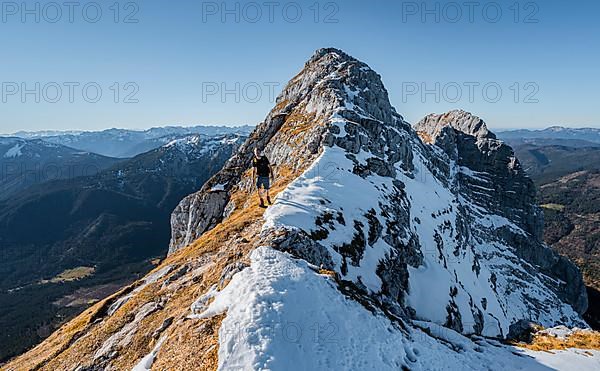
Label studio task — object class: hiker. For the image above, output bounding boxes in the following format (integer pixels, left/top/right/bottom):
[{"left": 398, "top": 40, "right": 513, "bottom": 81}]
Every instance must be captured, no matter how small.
[{"left": 252, "top": 148, "right": 274, "bottom": 208}]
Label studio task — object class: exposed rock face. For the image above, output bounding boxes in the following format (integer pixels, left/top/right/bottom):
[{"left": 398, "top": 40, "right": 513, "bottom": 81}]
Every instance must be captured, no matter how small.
[
  {"left": 168, "top": 107, "right": 293, "bottom": 253},
  {"left": 8, "top": 48, "right": 590, "bottom": 371},
  {"left": 415, "top": 110, "right": 542, "bottom": 238},
  {"left": 415, "top": 110, "right": 587, "bottom": 315}
]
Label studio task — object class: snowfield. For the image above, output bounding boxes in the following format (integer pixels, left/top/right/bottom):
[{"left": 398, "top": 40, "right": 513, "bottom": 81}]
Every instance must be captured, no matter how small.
[
  {"left": 263, "top": 138, "right": 582, "bottom": 337},
  {"left": 197, "top": 247, "right": 599, "bottom": 371}
]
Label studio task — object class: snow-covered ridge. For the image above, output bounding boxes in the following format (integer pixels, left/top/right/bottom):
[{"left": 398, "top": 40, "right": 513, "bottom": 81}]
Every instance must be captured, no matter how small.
[
  {"left": 164, "top": 135, "right": 202, "bottom": 148},
  {"left": 162, "top": 134, "right": 244, "bottom": 158},
  {"left": 164, "top": 134, "right": 243, "bottom": 149},
  {"left": 169, "top": 48, "right": 586, "bottom": 340}
]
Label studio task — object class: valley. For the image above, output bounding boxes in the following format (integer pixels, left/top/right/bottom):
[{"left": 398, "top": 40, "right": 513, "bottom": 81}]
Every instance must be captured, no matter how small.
[
  {"left": 0, "top": 131, "right": 246, "bottom": 363},
  {"left": 501, "top": 130, "right": 600, "bottom": 329}
]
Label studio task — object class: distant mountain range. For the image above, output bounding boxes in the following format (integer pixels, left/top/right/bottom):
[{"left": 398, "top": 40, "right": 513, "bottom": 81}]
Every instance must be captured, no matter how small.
[
  {"left": 497, "top": 127, "right": 600, "bottom": 185},
  {"left": 9, "top": 125, "right": 254, "bottom": 158},
  {"left": 0, "top": 125, "right": 254, "bottom": 199},
  {"left": 509, "top": 143, "right": 600, "bottom": 185},
  {"left": 0, "top": 137, "right": 122, "bottom": 200},
  {"left": 498, "top": 126, "right": 600, "bottom": 146},
  {"left": 0, "top": 133, "right": 245, "bottom": 362}
]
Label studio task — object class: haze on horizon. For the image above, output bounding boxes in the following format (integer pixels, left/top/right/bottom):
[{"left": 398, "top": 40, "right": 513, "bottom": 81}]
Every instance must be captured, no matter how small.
[
  {"left": 1, "top": 0, "right": 598, "bottom": 133},
  {"left": 3, "top": 122, "right": 600, "bottom": 137}
]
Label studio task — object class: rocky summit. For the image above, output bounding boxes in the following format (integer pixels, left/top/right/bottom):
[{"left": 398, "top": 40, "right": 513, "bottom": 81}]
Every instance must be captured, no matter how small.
[{"left": 6, "top": 48, "right": 594, "bottom": 371}]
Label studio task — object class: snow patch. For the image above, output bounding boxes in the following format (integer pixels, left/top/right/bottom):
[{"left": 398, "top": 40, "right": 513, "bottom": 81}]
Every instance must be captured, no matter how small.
[
  {"left": 4, "top": 143, "right": 24, "bottom": 158},
  {"left": 210, "top": 183, "right": 226, "bottom": 192},
  {"left": 521, "top": 348, "right": 600, "bottom": 370},
  {"left": 196, "top": 246, "right": 412, "bottom": 370},
  {"left": 165, "top": 135, "right": 201, "bottom": 148},
  {"left": 131, "top": 336, "right": 167, "bottom": 371}
]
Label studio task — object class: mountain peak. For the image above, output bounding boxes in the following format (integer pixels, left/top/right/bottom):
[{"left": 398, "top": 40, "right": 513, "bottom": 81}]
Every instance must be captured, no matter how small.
[
  {"left": 415, "top": 109, "right": 495, "bottom": 140},
  {"left": 305, "top": 48, "right": 373, "bottom": 74},
  {"left": 548, "top": 125, "right": 567, "bottom": 131},
  {"left": 169, "top": 48, "right": 413, "bottom": 251},
  {"left": 278, "top": 47, "right": 400, "bottom": 126},
  {"left": 309, "top": 47, "right": 354, "bottom": 63}
]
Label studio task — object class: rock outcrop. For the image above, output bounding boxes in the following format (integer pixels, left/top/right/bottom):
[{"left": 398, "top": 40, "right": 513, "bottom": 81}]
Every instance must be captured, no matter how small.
[
  {"left": 6, "top": 48, "right": 590, "bottom": 371},
  {"left": 415, "top": 110, "right": 588, "bottom": 315},
  {"left": 415, "top": 110, "right": 542, "bottom": 238}
]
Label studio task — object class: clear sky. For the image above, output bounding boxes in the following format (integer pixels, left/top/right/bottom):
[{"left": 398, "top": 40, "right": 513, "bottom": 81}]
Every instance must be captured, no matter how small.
[{"left": 0, "top": 0, "right": 598, "bottom": 133}]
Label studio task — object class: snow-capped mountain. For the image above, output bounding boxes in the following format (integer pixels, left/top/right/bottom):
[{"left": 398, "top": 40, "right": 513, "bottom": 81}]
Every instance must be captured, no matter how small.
[
  {"left": 9, "top": 130, "right": 84, "bottom": 138},
  {"left": 110, "top": 134, "right": 247, "bottom": 182},
  {"left": 499, "top": 126, "right": 600, "bottom": 145},
  {"left": 11, "top": 125, "right": 254, "bottom": 158},
  {"left": 0, "top": 137, "right": 83, "bottom": 159},
  {"left": 7, "top": 49, "right": 595, "bottom": 370},
  {"left": 0, "top": 137, "right": 120, "bottom": 200}
]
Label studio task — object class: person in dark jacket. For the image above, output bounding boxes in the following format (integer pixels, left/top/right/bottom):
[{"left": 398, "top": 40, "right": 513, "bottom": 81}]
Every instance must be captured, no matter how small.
[{"left": 252, "top": 147, "right": 274, "bottom": 208}]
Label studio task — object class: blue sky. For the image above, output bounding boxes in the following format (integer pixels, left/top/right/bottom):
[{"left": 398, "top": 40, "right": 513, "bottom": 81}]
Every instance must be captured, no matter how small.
[{"left": 0, "top": 0, "right": 598, "bottom": 133}]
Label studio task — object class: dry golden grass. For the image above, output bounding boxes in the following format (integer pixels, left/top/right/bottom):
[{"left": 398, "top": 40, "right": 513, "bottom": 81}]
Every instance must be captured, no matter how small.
[
  {"left": 318, "top": 269, "right": 338, "bottom": 278},
  {"left": 152, "top": 315, "right": 224, "bottom": 371},
  {"left": 540, "top": 203, "right": 566, "bottom": 212},
  {"left": 273, "top": 98, "right": 290, "bottom": 113},
  {"left": 416, "top": 131, "right": 434, "bottom": 144},
  {"left": 280, "top": 110, "right": 318, "bottom": 138},
  {"left": 515, "top": 330, "right": 600, "bottom": 351},
  {"left": 151, "top": 258, "right": 162, "bottom": 266}
]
